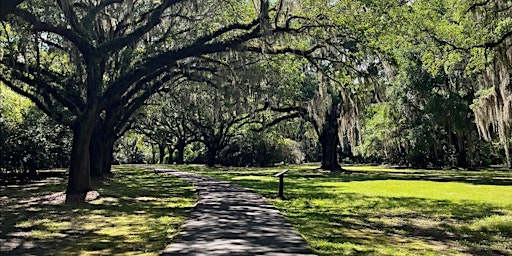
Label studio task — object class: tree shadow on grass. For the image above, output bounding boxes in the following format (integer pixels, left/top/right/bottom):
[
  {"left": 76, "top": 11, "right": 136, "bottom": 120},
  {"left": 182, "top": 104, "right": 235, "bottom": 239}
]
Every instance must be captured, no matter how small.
[
  {"left": 202, "top": 169, "right": 511, "bottom": 255},
  {"left": 168, "top": 165, "right": 511, "bottom": 255},
  {"left": 324, "top": 169, "right": 512, "bottom": 186},
  {"left": 0, "top": 166, "right": 196, "bottom": 255},
  {"left": 273, "top": 189, "right": 511, "bottom": 256}
]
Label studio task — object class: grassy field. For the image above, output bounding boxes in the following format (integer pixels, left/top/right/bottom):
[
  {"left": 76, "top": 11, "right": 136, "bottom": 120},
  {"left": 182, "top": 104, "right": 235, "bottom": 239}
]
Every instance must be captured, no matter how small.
[
  {"left": 170, "top": 164, "right": 512, "bottom": 256},
  {"left": 0, "top": 166, "right": 196, "bottom": 255}
]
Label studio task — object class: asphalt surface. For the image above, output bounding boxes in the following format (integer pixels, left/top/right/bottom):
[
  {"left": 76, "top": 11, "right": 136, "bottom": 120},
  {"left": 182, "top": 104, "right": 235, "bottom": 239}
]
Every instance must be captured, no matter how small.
[{"left": 155, "top": 169, "right": 315, "bottom": 256}]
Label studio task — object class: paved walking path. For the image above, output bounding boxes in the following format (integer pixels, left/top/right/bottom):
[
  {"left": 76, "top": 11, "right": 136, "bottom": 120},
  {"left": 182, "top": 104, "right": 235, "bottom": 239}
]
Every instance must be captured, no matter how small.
[{"left": 154, "top": 168, "right": 315, "bottom": 256}]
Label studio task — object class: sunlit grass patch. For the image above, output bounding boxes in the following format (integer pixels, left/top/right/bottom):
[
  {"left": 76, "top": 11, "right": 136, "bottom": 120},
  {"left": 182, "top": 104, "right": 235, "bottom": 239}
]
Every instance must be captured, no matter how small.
[
  {"left": 173, "top": 164, "right": 512, "bottom": 256},
  {"left": 471, "top": 215, "right": 512, "bottom": 234},
  {"left": 0, "top": 166, "right": 196, "bottom": 255},
  {"left": 320, "top": 180, "right": 512, "bottom": 208}
]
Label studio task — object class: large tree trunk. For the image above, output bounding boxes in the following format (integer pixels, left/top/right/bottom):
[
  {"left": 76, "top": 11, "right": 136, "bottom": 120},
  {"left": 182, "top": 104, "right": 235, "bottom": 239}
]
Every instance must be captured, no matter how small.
[
  {"left": 176, "top": 139, "right": 186, "bottom": 164},
  {"left": 90, "top": 144, "right": 104, "bottom": 178},
  {"left": 90, "top": 115, "right": 116, "bottom": 178},
  {"left": 90, "top": 126, "right": 105, "bottom": 179},
  {"left": 66, "top": 118, "right": 96, "bottom": 203},
  {"left": 317, "top": 102, "right": 343, "bottom": 172},
  {"left": 206, "top": 146, "right": 217, "bottom": 167},
  {"left": 319, "top": 125, "right": 342, "bottom": 172},
  {"left": 90, "top": 134, "right": 115, "bottom": 178},
  {"left": 101, "top": 137, "right": 115, "bottom": 176}
]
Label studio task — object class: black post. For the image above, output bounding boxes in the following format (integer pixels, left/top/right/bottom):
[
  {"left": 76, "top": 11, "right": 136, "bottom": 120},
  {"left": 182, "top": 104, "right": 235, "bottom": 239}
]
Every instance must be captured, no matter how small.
[
  {"left": 274, "top": 169, "right": 289, "bottom": 200},
  {"left": 278, "top": 175, "right": 284, "bottom": 199}
]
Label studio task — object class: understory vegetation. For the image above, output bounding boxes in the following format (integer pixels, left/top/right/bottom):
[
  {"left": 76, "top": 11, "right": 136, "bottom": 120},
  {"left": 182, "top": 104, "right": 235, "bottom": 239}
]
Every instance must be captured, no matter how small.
[
  {"left": 0, "top": 166, "right": 196, "bottom": 255},
  {"left": 171, "top": 164, "right": 512, "bottom": 256}
]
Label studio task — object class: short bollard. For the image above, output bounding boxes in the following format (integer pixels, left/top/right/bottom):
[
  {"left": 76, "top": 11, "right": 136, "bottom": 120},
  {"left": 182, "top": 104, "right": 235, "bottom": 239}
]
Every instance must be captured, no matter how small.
[{"left": 274, "top": 169, "right": 289, "bottom": 199}]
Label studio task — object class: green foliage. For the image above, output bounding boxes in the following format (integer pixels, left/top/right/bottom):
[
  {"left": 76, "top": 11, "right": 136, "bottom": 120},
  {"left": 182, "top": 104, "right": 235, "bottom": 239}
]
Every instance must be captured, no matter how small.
[
  {"left": 358, "top": 50, "right": 503, "bottom": 168},
  {"left": 114, "top": 132, "right": 150, "bottom": 164},
  {"left": 1, "top": 85, "right": 71, "bottom": 177},
  {"left": 220, "top": 130, "right": 305, "bottom": 167},
  {"left": 183, "top": 143, "right": 206, "bottom": 164},
  {"left": 357, "top": 102, "right": 404, "bottom": 163},
  {"left": 0, "top": 83, "right": 32, "bottom": 124}
]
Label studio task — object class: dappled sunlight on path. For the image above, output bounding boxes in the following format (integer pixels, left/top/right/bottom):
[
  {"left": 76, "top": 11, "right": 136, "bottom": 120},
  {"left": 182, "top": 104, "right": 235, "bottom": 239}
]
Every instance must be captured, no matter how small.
[{"left": 155, "top": 169, "right": 315, "bottom": 256}]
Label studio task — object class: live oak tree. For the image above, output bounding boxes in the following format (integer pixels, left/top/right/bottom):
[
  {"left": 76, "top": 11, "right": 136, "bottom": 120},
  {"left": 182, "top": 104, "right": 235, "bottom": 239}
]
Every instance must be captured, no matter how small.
[
  {"left": 136, "top": 83, "right": 197, "bottom": 165},
  {"left": 89, "top": 68, "right": 187, "bottom": 177},
  {"left": 179, "top": 54, "right": 276, "bottom": 167},
  {"left": 359, "top": 51, "right": 486, "bottom": 168},
  {"left": 466, "top": 0, "right": 512, "bottom": 168},
  {"left": 405, "top": 0, "right": 512, "bottom": 167},
  {"left": 355, "top": 0, "right": 511, "bottom": 168},
  {"left": 247, "top": 0, "right": 394, "bottom": 172},
  {"left": 136, "top": 52, "right": 309, "bottom": 166},
  {"left": 2, "top": 0, "right": 332, "bottom": 202}
]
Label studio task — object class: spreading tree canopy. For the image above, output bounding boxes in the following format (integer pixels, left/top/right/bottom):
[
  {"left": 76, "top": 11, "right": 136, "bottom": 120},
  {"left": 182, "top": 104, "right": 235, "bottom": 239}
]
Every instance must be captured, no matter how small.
[{"left": 1, "top": 0, "right": 358, "bottom": 201}]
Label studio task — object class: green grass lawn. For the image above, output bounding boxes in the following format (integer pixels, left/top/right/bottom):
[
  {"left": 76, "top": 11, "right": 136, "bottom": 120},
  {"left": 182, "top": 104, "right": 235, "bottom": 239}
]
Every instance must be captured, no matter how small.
[
  {"left": 0, "top": 166, "right": 197, "bottom": 255},
  {"left": 170, "top": 164, "right": 512, "bottom": 256}
]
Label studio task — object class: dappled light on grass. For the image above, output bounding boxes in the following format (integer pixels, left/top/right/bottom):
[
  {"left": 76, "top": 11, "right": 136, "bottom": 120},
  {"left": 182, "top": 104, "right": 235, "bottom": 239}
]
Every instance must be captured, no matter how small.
[
  {"left": 173, "top": 164, "right": 512, "bottom": 255},
  {"left": 0, "top": 166, "right": 196, "bottom": 255}
]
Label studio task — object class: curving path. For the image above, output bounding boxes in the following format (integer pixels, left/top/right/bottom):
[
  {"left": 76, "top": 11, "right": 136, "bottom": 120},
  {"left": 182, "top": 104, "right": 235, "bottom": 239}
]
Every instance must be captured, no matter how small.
[{"left": 154, "top": 168, "right": 315, "bottom": 256}]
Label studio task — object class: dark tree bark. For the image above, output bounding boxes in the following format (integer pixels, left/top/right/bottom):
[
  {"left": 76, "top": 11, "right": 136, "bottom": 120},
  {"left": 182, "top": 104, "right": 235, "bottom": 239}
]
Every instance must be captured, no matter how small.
[
  {"left": 318, "top": 122, "right": 342, "bottom": 172},
  {"left": 176, "top": 139, "right": 186, "bottom": 164},
  {"left": 89, "top": 142, "right": 114, "bottom": 178},
  {"left": 0, "top": 0, "right": 24, "bottom": 20},
  {"left": 204, "top": 136, "right": 220, "bottom": 167},
  {"left": 206, "top": 146, "right": 218, "bottom": 167},
  {"left": 66, "top": 115, "right": 97, "bottom": 202},
  {"left": 89, "top": 135, "right": 105, "bottom": 179},
  {"left": 158, "top": 144, "right": 165, "bottom": 164},
  {"left": 452, "top": 133, "right": 468, "bottom": 168},
  {"left": 90, "top": 123, "right": 110, "bottom": 178},
  {"left": 311, "top": 99, "right": 343, "bottom": 172},
  {"left": 90, "top": 132, "right": 115, "bottom": 178}
]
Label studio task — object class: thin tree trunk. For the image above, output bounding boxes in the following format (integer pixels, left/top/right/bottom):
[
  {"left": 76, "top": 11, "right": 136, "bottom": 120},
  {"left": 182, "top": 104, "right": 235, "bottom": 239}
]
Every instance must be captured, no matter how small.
[
  {"left": 166, "top": 145, "right": 174, "bottom": 164},
  {"left": 505, "top": 144, "right": 511, "bottom": 168},
  {"left": 101, "top": 136, "right": 115, "bottom": 176},
  {"left": 151, "top": 144, "right": 157, "bottom": 164},
  {"left": 158, "top": 144, "right": 165, "bottom": 164},
  {"left": 453, "top": 133, "right": 468, "bottom": 168}
]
